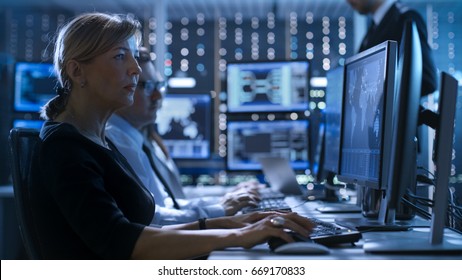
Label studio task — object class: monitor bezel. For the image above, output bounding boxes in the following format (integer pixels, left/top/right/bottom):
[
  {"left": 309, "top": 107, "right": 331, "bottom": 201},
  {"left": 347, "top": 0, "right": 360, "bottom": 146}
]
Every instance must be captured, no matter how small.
[
  {"left": 225, "top": 59, "right": 310, "bottom": 113},
  {"left": 337, "top": 40, "right": 397, "bottom": 190}
]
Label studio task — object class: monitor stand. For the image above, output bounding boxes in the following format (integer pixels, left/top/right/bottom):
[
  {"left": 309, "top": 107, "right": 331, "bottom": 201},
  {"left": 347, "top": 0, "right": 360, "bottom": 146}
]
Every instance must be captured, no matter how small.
[
  {"left": 316, "top": 179, "right": 362, "bottom": 213},
  {"left": 335, "top": 186, "right": 415, "bottom": 231}
]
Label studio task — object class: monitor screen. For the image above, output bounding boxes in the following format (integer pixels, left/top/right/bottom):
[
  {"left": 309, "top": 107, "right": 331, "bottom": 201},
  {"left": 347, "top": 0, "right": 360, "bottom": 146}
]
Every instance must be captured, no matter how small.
[
  {"left": 226, "top": 120, "right": 309, "bottom": 171},
  {"left": 338, "top": 40, "right": 397, "bottom": 190},
  {"left": 14, "top": 62, "right": 56, "bottom": 112},
  {"left": 323, "top": 66, "right": 345, "bottom": 177},
  {"left": 12, "top": 119, "right": 44, "bottom": 130},
  {"left": 155, "top": 93, "right": 211, "bottom": 159},
  {"left": 226, "top": 60, "right": 309, "bottom": 112}
]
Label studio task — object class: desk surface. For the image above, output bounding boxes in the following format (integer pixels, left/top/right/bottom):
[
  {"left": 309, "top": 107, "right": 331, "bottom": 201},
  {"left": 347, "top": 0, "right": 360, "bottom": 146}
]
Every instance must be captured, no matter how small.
[{"left": 206, "top": 195, "right": 462, "bottom": 260}]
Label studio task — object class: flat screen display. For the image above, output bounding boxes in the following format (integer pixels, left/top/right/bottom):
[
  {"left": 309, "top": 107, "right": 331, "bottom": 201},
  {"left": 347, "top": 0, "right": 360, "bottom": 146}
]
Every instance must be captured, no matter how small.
[
  {"left": 14, "top": 62, "right": 56, "bottom": 112},
  {"left": 227, "top": 61, "right": 309, "bottom": 112},
  {"left": 227, "top": 120, "right": 309, "bottom": 171},
  {"left": 338, "top": 41, "right": 397, "bottom": 189},
  {"left": 155, "top": 93, "right": 211, "bottom": 159}
]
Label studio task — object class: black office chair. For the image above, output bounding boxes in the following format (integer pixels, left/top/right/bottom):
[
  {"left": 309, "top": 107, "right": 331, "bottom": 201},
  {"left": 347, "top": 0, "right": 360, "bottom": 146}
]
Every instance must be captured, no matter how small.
[{"left": 8, "top": 127, "right": 43, "bottom": 259}]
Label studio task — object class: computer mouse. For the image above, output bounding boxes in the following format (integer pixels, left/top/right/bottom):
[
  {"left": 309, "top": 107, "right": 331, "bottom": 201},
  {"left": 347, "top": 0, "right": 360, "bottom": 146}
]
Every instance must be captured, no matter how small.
[
  {"left": 268, "top": 234, "right": 330, "bottom": 255},
  {"left": 273, "top": 241, "right": 330, "bottom": 254}
]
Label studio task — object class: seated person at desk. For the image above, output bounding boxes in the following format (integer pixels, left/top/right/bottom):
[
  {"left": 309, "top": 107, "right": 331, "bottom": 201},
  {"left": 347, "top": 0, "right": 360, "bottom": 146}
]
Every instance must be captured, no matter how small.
[
  {"left": 106, "top": 47, "right": 261, "bottom": 225},
  {"left": 34, "top": 12, "right": 313, "bottom": 259}
]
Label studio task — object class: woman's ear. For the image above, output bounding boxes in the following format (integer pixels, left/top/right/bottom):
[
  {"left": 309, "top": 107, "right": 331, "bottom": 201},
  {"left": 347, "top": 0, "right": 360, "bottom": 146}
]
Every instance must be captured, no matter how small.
[{"left": 66, "top": 60, "right": 85, "bottom": 87}]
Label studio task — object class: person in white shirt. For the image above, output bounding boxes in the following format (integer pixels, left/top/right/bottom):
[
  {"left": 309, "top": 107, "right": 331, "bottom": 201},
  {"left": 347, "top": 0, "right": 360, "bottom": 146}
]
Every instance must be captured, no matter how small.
[{"left": 106, "top": 47, "right": 260, "bottom": 225}]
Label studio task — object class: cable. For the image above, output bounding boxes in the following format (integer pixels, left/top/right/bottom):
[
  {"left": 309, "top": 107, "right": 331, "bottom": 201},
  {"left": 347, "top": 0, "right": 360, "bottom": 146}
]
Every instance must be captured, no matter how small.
[
  {"left": 406, "top": 191, "right": 434, "bottom": 204},
  {"left": 290, "top": 200, "right": 310, "bottom": 210},
  {"left": 416, "top": 165, "right": 435, "bottom": 178},
  {"left": 450, "top": 204, "right": 462, "bottom": 211},
  {"left": 401, "top": 197, "right": 432, "bottom": 220},
  {"left": 416, "top": 174, "right": 435, "bottom": 185}
]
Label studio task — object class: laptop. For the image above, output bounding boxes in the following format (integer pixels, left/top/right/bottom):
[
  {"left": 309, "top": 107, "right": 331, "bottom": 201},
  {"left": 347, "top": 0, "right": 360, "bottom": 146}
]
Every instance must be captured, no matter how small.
[
  {"left": 244, "top": 156, "right": 328, "bottom": 214},
  {"left": 259, "top": 156, "right": 306, "bottom": 197}
]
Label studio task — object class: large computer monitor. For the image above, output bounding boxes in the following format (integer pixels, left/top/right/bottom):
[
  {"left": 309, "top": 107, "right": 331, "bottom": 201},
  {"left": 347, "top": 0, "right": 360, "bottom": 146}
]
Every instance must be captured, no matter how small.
[
  {"left": 14, "top": 62, "right": 56, "bottom": 112},
  {"left": 155, "top": 93, "right": 212, "bottom": 159},
  {"left": 337, "top": 23, "right": 438, "bottom": 233},
  {"left": 226, "top": 60, "right": 309, "bottom": 112},
  {"left": 334, "top": 40, "right": 401, "bottom": 230},
  {"left": 318, "top": 66, "right": 344, "bottom": 183},
  {"left": 226, "top": 120, "right": 309, "bottom": 171},
  {"left": 337, "top": 40, "right": 397, "bottom": 191}
]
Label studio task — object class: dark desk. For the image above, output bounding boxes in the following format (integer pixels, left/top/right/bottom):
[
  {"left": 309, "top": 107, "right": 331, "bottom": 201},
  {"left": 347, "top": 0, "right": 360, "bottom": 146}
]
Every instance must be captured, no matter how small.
[{"left": 207, "top": 196, "right": 462, "bottom": 260}]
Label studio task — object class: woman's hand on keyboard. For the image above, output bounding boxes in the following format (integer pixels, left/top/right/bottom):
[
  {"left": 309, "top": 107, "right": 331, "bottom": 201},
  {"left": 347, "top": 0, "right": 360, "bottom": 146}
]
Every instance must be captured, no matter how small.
[
  {"left": 232, "top": 212, "right": 315, "bottom": 249},
  {"left": 206, "top": 211, "right": 277, "bottom": 229}
]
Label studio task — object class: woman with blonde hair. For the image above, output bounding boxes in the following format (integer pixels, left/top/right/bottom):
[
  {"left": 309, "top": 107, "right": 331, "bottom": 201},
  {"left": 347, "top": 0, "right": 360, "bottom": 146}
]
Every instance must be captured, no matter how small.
[{"left": 34, "top": 12, "right": 313, "bottom": 259}]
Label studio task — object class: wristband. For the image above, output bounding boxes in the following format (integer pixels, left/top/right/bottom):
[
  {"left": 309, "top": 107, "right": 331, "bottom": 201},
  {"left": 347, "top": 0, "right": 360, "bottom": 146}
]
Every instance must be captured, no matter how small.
[{"left": 198, "top": 218, "right": 207, "bottom": 230}]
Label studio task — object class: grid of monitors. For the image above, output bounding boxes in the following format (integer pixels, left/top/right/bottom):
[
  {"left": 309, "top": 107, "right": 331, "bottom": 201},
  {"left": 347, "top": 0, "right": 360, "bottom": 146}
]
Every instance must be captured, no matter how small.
[
  {"left": 14, "top": 62, "right": 56, "bottom": 112},
  {"left": 226, "top": 61, "right": 309, "bottom": 113},
  {"left": 338, "top": 41, "right": 397, "bottom": 190},
  {"left": 323, "top": 66, "right": 345, "bottom": 176},
  {"left": 155, "top": 93, "right": 211, "bottom": 159},
  {"left": 226, "top": 120, "right": 309, "bottom": 171}
]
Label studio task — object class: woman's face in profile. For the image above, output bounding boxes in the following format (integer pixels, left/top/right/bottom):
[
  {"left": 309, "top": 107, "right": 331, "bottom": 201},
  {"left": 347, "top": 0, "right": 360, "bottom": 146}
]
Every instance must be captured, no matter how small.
[{"left": 80, "top": 36, "right": 141, "bottom": 110}]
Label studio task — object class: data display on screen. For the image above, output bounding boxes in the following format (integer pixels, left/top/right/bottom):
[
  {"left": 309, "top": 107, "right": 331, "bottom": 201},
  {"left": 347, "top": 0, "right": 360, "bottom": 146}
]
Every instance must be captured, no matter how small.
[
  {"left": 155, "top": 93, "right": 211, "bottom": 159},
  {"left": 14, "top": 62, "right": 56, "bottom": 112},
  {"left": 227, "top": 61, "right": 309, "bottom": 112},
  {"left": 340, "top": 51, "right": 387, "bottom": 183},
  {"left": 227, "top": 120, "right": 309, "bottom": 171}
]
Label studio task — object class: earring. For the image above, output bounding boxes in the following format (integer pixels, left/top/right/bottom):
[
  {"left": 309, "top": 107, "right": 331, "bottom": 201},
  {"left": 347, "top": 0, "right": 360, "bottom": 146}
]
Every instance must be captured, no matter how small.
[{"left": 80, "top": 81, "right": 86, "bottom": 88}]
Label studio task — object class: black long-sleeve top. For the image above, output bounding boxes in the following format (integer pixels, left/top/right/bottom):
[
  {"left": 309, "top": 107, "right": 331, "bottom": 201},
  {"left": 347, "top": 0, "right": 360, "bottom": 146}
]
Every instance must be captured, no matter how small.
[{"left": 31, "top": 121, "right": 155, "bottom": 259}]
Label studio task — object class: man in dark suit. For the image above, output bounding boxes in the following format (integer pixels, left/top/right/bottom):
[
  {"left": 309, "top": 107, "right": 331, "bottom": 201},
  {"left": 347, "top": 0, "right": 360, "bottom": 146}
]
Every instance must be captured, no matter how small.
[{"left": 347, "top": 0, "right": 437, "bottom": 96}]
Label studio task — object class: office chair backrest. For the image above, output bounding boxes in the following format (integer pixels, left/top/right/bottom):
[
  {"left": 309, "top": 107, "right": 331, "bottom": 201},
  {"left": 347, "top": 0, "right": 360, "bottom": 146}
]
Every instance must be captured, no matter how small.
[{"left": 8, "top": 127, "right": 42, "bottom": 259}]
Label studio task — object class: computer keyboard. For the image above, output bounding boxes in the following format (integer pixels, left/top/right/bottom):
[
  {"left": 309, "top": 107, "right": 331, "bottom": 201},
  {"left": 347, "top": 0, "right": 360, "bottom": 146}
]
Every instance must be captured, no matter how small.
[
  {"left": 307, "top": 217, "right": 362, "bottom": 245},
  {"left": 268, "top": 217, "right": 362, "bottom": 250},
  {"left": 241, "top": 197, "right": 291, "bottom": 213},
  {"left": 258, "top": 189, "right": 285, "bottom": 199}
]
